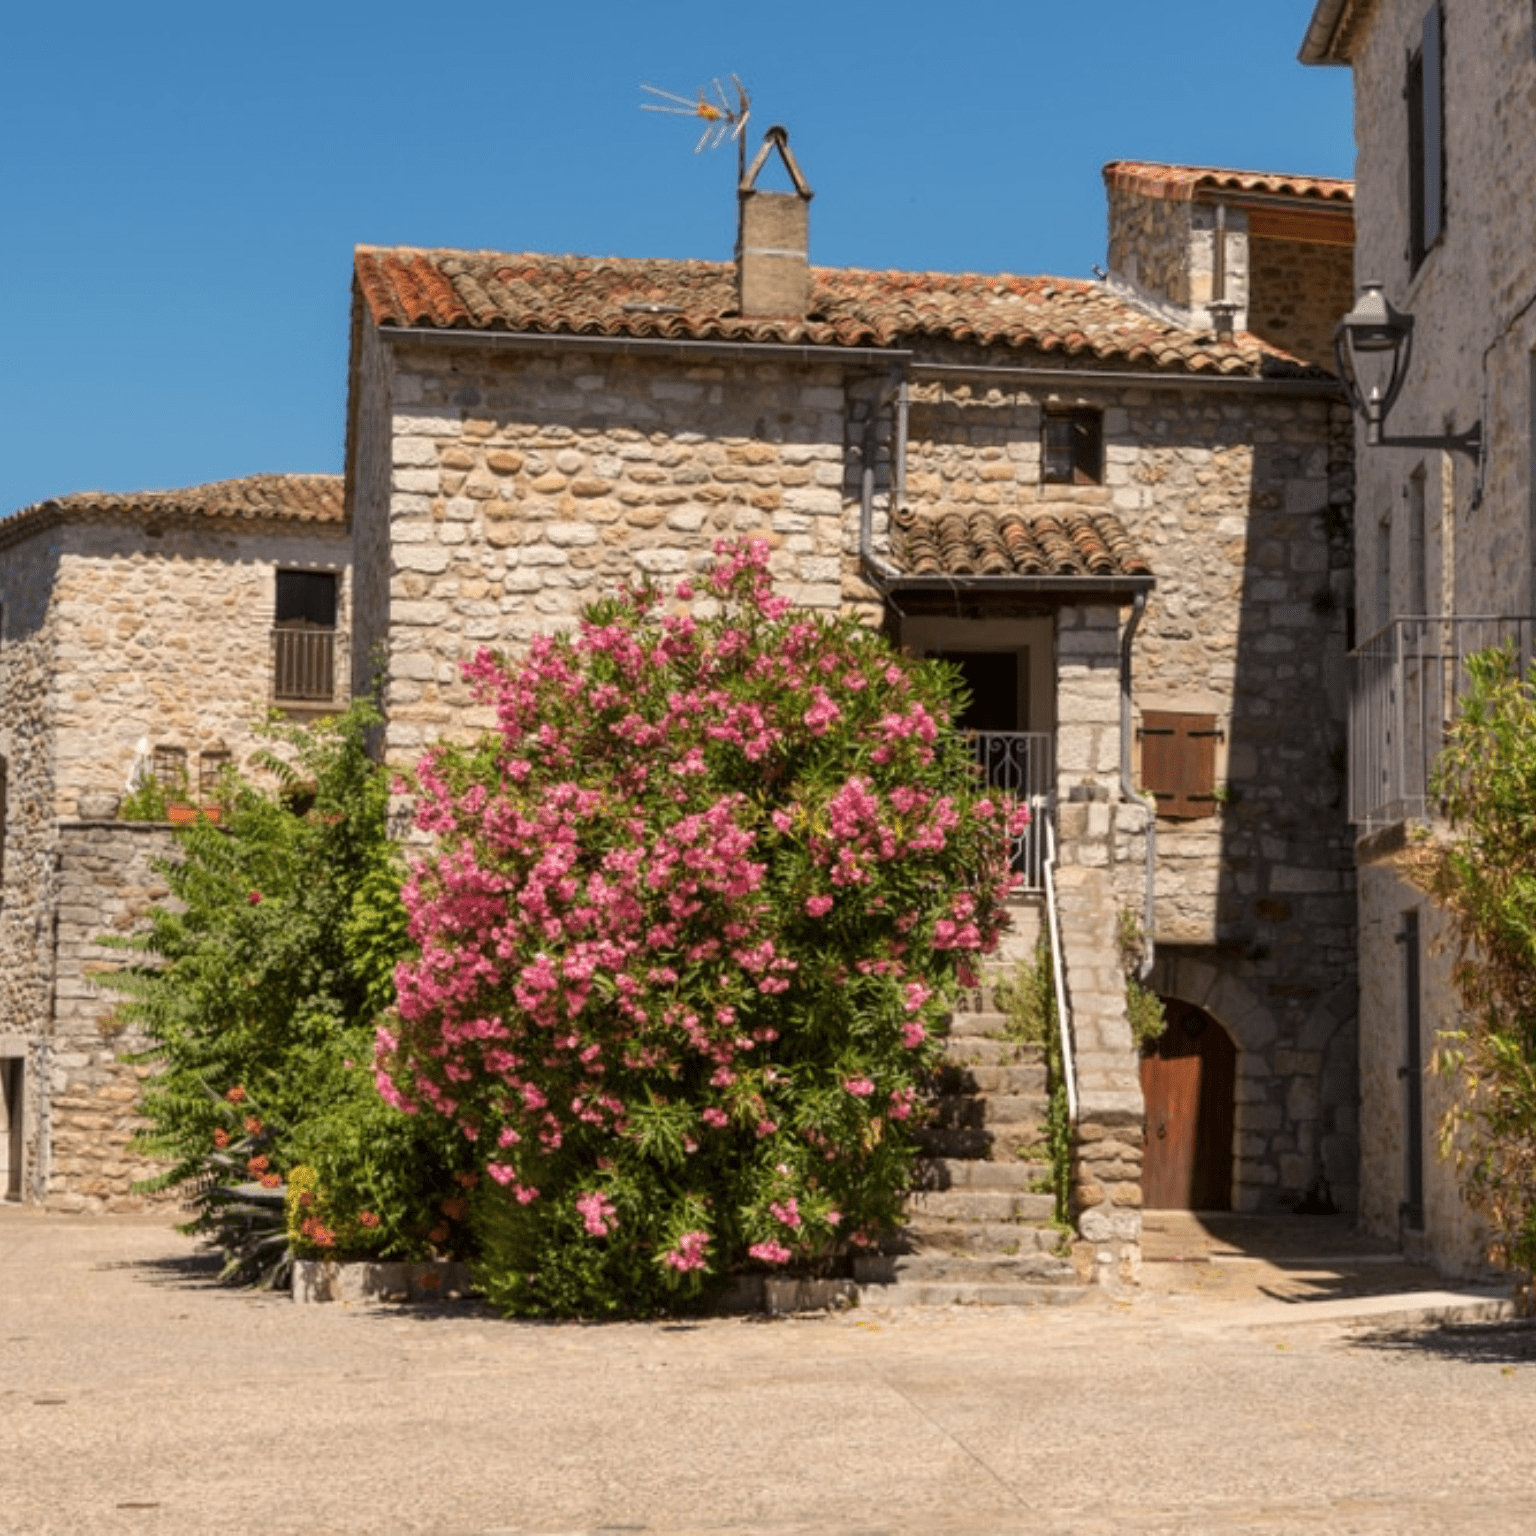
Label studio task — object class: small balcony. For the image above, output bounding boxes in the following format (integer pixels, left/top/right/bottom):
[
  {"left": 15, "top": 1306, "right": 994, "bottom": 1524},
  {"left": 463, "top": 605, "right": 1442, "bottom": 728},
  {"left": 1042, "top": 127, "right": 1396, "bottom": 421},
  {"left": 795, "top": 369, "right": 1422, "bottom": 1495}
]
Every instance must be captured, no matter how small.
[
  {"left": 1349, "top": 615, "right": 1536, "bottom": 829},
  {"left": 271, "top": 626, "right": 337, "bottom": 704},
  {"left": 970, "top": 730, "right": 1053, "bottom": 890}
]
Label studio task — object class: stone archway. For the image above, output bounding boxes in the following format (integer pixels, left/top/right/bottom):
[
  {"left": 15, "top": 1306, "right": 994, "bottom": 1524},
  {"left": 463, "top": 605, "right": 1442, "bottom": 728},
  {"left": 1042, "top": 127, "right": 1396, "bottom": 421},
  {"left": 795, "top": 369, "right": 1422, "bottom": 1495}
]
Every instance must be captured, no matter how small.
[{"left": 1147, "top": 951, "right": 1282, "bottom": 1215}]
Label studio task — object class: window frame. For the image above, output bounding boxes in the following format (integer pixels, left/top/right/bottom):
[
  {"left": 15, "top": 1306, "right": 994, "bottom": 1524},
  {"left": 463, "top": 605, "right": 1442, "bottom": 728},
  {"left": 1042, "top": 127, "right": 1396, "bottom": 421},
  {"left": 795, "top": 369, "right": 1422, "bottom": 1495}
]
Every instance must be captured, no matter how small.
[
  {"left": 1041, "top": 407, "right": 1104, "bottom": 487},
  {"left": 1407, "top": 1, "right": 1445, "bottom": 273}
]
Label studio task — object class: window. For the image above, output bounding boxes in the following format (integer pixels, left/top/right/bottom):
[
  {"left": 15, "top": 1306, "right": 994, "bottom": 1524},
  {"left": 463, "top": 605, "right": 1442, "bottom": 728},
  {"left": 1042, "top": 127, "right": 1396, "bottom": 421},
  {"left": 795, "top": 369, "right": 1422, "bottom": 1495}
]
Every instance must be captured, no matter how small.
[
  {"left": 1042, "top": 408, "right": 1103, "bottom": 485},
  {"left": 1139, "top": 711, "right": 1223, "bottom": 818},
  {"left": 1407, "top": 2, "right": 1445, "bottom": 271},
  {"left": 152, "top": 745, "right": 188, "bottom": 796},
  {"left": 273, "top": 570, "right": 338, "bottom": 703},
  {"left": 198, "top": 749, "right": 231, "bottom": 802}
]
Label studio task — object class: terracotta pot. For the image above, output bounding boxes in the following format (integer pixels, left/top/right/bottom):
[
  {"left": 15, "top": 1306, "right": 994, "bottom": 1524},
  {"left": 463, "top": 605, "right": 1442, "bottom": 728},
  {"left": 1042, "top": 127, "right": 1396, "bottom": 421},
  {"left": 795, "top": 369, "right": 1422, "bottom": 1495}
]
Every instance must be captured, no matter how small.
[{"left": 167, "top": 803, "right": 221, "bottom": 825}]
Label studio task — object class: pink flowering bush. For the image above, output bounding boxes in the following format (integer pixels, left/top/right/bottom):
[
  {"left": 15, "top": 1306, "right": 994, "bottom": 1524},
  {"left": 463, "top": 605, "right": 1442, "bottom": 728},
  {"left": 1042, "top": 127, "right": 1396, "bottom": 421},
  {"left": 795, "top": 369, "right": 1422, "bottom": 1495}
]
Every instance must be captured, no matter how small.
[{"left": 379, "top": 540, "right": 1023, "bottom": 1316}]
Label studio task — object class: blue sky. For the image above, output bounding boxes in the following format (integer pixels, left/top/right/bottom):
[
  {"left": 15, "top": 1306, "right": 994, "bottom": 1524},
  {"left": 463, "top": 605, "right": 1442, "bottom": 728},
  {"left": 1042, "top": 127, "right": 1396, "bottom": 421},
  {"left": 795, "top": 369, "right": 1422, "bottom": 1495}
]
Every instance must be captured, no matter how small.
[{"left": 0, "top": 1, "right": 1352, "bottom": 517}]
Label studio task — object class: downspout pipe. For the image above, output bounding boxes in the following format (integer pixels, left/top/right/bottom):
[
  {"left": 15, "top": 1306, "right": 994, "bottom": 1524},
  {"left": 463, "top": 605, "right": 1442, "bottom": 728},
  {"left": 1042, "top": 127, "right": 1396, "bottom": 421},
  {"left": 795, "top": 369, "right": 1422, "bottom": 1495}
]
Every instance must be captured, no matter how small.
[{"left": 1120, "top": 590, "right": 1155, "bottom": 982}]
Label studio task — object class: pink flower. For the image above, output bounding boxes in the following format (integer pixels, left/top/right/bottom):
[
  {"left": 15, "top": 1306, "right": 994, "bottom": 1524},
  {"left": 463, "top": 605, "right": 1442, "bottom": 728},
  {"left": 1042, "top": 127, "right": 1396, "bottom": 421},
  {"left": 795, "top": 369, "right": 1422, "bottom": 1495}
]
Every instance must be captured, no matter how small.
[
  {"left": 804, "top": 894, "right": 834, "bottom": 918},
  {"left": 844, "top": 1077, "right": 875, "bottom": 1098},
  {"left": 702, "top": 1107, "right": 729, "bottom": 1129},
  {"left": 770, "top": 1197, "right": 802, "bottom": 1229},
  {"left": 901, "top": 1022, "right": 926, "bottom": 1049},
  {"left": 662, "top": 1230, "right": 710, "bottom": 1273},
  {"left": 248, "top": 891, "right": 262, "bottom": 906},
  {"left": 487, "top": 1162, "right": 516, "bottom": 1185},
  {"left": 575, "top": 1190, "right": 617, "bottom": 1237},
  {"left": 749, "top": 1241, "right": 792, "bottom": 1265}
]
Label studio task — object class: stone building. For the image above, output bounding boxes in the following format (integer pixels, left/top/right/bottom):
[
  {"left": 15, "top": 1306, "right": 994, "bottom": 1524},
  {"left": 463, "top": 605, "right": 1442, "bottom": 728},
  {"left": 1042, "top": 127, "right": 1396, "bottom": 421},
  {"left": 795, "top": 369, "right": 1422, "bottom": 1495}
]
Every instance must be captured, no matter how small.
[
  {"left": 345, "top": 139, "right": 1359, "bottom": 1265},
  {"left": 1303, "top": 0, "right": 1536, "bottom": 1276},
  {"left": 0, "top": 473, "right": 349, "bottom": 1208}
]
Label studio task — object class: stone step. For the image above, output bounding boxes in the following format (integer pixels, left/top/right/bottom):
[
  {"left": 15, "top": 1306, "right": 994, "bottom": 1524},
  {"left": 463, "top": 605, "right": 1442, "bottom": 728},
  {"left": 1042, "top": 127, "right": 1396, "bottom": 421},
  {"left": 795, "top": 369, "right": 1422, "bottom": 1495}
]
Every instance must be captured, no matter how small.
[
  {"left": 916, "top": 1157, "right": 1053, "bottom": 1192},
  {"left": 919, "top": 1124, "right": 1044, "bottom": 1162},
  {"left": 889, "top": 1218, "right": 1065, "bottom": 1256},
  {"left": 939, "top": 1037, "right": 1034, "bottom": 1068},
  {"left": 857, "top": 1279, "right": 1086, "bottom": 1308},
  {"left": 929, "top": 1060, "right": 1046, "bottom": 1095},
  {"left": 907, "top": 1188, "right": 1057, "bottom": 1224},
  {"left": 946, "top": 1010, "right": 1013, "bottom": 1038},
  {"left": 926, "top": 1093, "right": 1048, "bottom": 1130},
  {"left": 855, "top": 1250, "right": 1078, "bottom": 1288}
]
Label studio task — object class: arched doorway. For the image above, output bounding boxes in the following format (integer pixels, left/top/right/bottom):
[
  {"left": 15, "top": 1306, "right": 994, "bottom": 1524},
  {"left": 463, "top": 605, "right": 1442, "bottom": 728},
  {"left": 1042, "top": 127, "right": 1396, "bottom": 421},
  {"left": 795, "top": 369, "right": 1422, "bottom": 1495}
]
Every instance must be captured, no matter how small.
[{"left": 1140, "top": 999, "right": 1236, "bottom": 1211}]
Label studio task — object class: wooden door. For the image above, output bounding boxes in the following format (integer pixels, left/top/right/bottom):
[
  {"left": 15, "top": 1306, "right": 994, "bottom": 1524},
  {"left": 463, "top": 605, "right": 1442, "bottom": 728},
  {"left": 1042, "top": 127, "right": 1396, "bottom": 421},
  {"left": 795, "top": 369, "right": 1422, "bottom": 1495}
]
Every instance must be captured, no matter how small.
[{"left": 1140, "top": 1000, "right": 1235, "bottom": 1210}]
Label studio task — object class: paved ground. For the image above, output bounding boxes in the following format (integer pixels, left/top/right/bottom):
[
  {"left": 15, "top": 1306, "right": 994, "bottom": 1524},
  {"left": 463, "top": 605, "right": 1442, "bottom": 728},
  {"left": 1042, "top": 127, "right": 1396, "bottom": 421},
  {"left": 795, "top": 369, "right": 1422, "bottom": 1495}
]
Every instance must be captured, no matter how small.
[{"left": 2, "top": 1206, "right": 1532, "bottom": 1535}]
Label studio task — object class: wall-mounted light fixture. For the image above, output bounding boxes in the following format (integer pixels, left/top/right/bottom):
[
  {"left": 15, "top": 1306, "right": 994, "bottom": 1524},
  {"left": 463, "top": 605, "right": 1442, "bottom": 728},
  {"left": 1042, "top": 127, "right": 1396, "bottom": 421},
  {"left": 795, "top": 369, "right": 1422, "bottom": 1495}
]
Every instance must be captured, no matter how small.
[{"left": 1334, "top": 282, "right": 1483, "bottom": 462}]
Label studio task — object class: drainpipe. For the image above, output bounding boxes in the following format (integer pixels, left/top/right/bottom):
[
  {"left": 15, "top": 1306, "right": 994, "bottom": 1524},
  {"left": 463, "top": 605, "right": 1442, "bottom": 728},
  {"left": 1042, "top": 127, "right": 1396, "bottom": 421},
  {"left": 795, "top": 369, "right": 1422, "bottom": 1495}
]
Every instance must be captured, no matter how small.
[{"left": 1120, "top": 591, "right": 1156, "bottom": 981}]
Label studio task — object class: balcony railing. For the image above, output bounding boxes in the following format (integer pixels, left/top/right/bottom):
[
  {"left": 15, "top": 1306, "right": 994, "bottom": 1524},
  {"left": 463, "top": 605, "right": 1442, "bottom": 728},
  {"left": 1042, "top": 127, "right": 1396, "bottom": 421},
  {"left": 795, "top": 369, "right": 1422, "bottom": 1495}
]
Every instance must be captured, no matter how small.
[
  {"left": 272, "top": 626, "right": 337, "bottom": 703},
  {"left": 970, "top": 731, "right": 1053, "bottom": 891},
  {"left": 1349, "top": 615, "right": 1536, "bottom": 829}
]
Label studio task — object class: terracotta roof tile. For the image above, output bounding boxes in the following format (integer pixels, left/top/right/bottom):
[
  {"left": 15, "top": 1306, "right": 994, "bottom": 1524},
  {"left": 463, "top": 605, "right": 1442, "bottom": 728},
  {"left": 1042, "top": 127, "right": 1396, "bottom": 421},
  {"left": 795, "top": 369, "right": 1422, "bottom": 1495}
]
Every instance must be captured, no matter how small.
[
  {"left": 892, "top": 504, "right": 1152, "bottom": 580},
  {"left": 354, "top": 247, "right": 1325, "bottom": 378},
  {"left": 1, "top": 473, "right": 345, "bottom": 549},
  {"left": 1103, "top": 160, "right": 1355, "bottom": 206}
]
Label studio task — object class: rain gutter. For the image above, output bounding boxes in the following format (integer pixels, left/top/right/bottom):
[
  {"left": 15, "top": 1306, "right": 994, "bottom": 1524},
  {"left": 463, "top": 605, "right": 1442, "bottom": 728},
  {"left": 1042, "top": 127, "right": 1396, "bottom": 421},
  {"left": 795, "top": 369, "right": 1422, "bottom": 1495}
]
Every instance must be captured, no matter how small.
[
  {"left": 910, "top": 361, "right": 1343, "bottom": 397},
  {"left": 1120, "top": 591, "right": 1156, "bottom": 981}
]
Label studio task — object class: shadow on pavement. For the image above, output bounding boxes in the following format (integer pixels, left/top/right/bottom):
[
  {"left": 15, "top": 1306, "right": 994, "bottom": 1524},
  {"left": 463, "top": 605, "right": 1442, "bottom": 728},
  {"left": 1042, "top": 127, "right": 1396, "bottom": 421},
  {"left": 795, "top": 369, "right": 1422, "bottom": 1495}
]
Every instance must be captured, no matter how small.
[{"left": 1351, "top": 1317, "right": 1536, "bottom": 1364}]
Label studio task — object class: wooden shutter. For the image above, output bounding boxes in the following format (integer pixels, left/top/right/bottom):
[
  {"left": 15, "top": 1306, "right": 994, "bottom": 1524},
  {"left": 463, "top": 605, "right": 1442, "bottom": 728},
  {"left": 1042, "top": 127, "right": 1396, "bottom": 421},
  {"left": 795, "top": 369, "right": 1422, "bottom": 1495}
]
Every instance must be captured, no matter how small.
[{"left": 1139, "top": 711, "right": 1221, "bottom": 819}]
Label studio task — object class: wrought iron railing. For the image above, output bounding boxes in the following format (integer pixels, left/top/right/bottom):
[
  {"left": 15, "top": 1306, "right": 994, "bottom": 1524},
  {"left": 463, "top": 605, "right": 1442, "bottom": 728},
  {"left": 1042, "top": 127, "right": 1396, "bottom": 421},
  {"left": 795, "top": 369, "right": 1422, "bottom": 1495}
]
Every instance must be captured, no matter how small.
[
  {"left": 1349, "top": 615, "right": 1536, "bottom": 828},
  {"left": 970, "top": 730, "right": 1053, "bottom": 890},
  {"left": 271, "top": 626, "right": 337, "bottom": 703}
]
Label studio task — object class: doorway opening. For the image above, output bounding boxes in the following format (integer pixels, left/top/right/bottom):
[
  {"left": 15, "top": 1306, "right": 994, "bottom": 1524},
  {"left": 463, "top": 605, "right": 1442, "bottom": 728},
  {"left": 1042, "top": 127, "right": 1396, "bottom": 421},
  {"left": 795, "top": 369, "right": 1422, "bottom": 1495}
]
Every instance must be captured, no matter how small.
[
  {"left": 1140, "top": 999, "right": 1236, "bottom": 1211},
  {"left": 0, "top": 1054, "right": 23, "bottom": 1202}
]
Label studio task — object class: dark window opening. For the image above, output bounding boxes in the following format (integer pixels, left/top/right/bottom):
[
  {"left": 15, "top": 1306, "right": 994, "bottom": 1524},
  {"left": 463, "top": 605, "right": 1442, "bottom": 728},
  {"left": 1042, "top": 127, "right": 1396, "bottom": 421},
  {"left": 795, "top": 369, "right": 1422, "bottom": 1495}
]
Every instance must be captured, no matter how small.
[
  {"left": 275, "top": 571, "right": 338, "bottom": 629},
  {"left": 273, "top": 571, "right": 338, "bottom": 703},
  {"left": 1042, "top": 408, "right": 1103, "bottom": 486},
  {"left": 1408, "top": 2, "right": 1445, "bottom": 271},
  {"left": 1139, "top": 710, "right": 1223, "bottom": 819}
]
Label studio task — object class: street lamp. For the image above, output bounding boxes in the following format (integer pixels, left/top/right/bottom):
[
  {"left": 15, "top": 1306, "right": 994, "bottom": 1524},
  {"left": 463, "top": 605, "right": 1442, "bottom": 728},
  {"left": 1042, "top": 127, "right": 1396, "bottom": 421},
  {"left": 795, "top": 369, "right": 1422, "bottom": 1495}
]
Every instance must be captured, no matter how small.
[{"left": 1334, "top": 282, "right": 1483, "bottom": 461}]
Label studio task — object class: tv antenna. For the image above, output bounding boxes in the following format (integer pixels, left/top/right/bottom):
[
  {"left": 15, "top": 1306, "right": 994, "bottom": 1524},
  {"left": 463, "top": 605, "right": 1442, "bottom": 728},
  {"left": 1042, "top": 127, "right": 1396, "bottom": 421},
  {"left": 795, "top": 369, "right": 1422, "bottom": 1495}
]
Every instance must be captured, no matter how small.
[{"left": 640, "top": 76, "right": 751, "bottom": 175}]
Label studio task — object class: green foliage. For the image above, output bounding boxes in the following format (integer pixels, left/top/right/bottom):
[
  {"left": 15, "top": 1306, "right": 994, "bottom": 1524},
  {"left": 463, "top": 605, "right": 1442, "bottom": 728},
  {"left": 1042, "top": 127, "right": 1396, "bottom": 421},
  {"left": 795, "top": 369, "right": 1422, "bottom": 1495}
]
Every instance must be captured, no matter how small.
[
  {"left": 994, "top": 950, "right": 1071, "bottom": 1227},
  {"left": 101, "top": 701, "right": 474, "bottom": 1275},
  {"left": 1412, "top": 645, "right": 1536, "bottom": 1298},
  {"left": 1116, "top": 909, "right": 1167, "bottom": 1048},
  {"left": 118, "top": 773, "right": 172, "bottom": 822}
]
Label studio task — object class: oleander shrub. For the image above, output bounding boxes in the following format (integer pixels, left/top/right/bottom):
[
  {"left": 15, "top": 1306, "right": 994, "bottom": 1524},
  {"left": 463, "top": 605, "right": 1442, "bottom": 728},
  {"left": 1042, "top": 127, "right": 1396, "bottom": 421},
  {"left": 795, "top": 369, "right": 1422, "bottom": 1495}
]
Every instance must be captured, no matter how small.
[
  {"left": 103, "top": 702, "right": 475, "bottom": 1281},
  {"left": 379, "top": 540, "right": 1024, "bottom": 1316}
]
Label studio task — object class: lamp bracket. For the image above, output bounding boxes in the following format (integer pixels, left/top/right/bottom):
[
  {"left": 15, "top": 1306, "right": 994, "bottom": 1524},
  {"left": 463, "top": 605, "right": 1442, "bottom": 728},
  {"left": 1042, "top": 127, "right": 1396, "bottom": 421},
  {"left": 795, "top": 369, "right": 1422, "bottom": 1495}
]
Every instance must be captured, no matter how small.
[{"left": 1370, "top": 423, "right": 1483, "bottom": 461}]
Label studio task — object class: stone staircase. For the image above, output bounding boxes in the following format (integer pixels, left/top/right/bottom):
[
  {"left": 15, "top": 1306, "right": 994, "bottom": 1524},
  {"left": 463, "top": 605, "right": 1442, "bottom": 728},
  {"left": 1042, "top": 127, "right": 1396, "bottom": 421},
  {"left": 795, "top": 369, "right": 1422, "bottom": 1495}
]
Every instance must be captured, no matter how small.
[{"left": 855, "top": 982, "right": 1086, "bottom": 1307}]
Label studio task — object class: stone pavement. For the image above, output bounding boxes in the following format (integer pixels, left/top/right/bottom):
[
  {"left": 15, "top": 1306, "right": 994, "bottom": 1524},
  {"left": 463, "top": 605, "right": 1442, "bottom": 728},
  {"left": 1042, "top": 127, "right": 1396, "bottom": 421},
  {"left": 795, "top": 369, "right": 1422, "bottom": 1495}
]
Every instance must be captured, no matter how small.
[{"left": 2, "top": 1206, "right": 1532, "bottom": 1536}]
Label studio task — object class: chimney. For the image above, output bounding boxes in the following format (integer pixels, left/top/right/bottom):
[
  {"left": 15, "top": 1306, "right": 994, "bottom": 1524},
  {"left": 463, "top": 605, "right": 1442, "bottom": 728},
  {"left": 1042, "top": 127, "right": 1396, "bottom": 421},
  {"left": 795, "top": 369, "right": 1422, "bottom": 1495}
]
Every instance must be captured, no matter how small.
[{"left": 737, "top": 126, "right": 814, "bottom": 318}]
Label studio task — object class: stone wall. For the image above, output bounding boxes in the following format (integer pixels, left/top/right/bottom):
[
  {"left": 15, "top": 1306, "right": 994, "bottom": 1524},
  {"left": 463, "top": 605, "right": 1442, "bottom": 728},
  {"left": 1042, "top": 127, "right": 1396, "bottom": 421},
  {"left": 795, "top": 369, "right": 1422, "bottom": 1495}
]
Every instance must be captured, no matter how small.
[
  {"left": 1247, "top": 235, "right": 1355, "bottom": 370},
  {"left": 49, "top": 516, "right": 353, "bottom": 817},
  {"left": 45, "top": 821, "right": 179, "bottom": 1211},
  {"left": 0, "top": 527, "right": 60, "bottom": 1054},
  {"left": 358, "top": 332, "right": 851, "bottom": 763},
  {"left": 1341, "top": 0, "right": 1536, "bottom": 1268}
]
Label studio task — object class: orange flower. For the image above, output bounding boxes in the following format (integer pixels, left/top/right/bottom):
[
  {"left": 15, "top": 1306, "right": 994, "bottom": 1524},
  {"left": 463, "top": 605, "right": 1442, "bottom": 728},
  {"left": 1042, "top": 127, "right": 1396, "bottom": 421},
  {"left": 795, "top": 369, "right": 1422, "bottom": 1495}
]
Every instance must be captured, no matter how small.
[
  {"left": 358, "top": 1210, "right": 380, "bottom": 1229},
  {"left": 212, "top": 1128, "right": 230, "bottom": 1149},
  {"left": 440, "top": 1197, "right": 467, "bottom": 1222},
  {"left": 260, "top": 1172, "right": 281, "bottom": 1189},
  {"left": 226, "top": 1086, "right": 246, "bottom": 1104},
  {"left": 244, "top": 1116, "right": 262, "bottom": 1135},
  {"left": 247, "top": 1154, "right": 269, "bottom": 1174}
]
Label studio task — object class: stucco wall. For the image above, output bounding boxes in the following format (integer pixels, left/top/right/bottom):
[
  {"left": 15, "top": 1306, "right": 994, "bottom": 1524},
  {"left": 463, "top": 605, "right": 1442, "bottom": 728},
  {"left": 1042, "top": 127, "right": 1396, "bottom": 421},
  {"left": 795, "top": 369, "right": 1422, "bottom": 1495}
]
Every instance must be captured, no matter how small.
[{"left": 1342, "top": 0, "right": 1536, "bottom": 1267}]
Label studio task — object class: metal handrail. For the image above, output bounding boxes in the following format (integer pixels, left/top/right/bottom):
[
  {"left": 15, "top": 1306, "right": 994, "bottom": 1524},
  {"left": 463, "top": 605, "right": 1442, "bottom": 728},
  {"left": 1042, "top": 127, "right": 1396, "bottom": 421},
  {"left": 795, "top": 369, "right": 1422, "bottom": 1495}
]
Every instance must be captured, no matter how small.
[
  {"left": 970, "top": 730, "right": 1052, "bottom": 891},
  {"left": 1042, "top": 806, "right": 1078, "bottom": 1127},
  {"left": 1349, "top": 614, "right": 1536, "bottom": 827}
]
